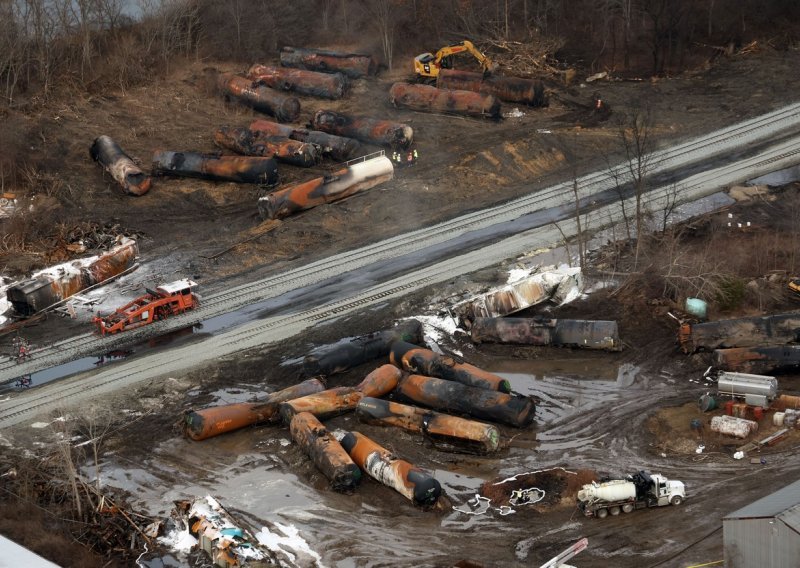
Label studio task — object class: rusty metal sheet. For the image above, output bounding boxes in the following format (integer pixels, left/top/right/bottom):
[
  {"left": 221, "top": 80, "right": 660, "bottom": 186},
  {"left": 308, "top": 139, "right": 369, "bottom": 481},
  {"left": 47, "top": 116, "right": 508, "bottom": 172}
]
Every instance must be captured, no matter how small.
[
  {"left": 389, "top": 340, "right": 510, "bottom": 392},
  {"left": 452, "top": 267, "right": 582, "bottom": 326},
  {"left": 247, "top": 64, "right": 347, "bottom": 99},
  {"left": 303, "top": 319, "right": 423, "bottom": 376},
  {"left": 340, "top": 431, "right": 441, "bottom": 507},
  {"left": 437, "top": 69, "right": 547, "bottom": 107},
  {"left": 280, "top": 46, "right": 377, "bottom": 79},
  {"left": 249, "top": 119, "right": 360, "bottom": 162},
  {"left": 7, "top": 237, "right": 138, "bottom": 316},
  {"left": 712, "top": 345, "right": 800, "bottom": 374},
  {"left": 389, "top": 82, "right": 500, "bottom": 119},
  {"left": 312, "top": 110, "right": 413, "bottom": 148},
  {"left": 356, "top": 397, "right": 501, "bottom": 454},
  {"left": 470, "top": 317, "right": 620, "bottom": 351},
  {"left": 215, "top": 71, "right": 300, "bottom": 122},
  {"left": 213, "top": 126, "right": 318, "bottom": 167},
  {"left": 393, "top": 374, "right": 535, "bottom": 428},
  {"left": 280, "top": 364, "right": 402, "bottom": 422},
  {"left": 775, "top": 394, "right": 800, "bottom": 411},
  {"left": 182, "top": 378, "right": 325, "bottom": 441},
  {"left": 290, "top": 412, "right": 362, "bottom": 492},
  {"left": 89, "top": 136, "right": 151, "bottom": 196},
  {"left": 679, "top": 312, "right": 800, "bottom": 353},
  {"left": 258, "top": 154, "right": 393, "bottom": 220},
  {"left": 151, "top": 151, "right": 279, "bottom": 186}
]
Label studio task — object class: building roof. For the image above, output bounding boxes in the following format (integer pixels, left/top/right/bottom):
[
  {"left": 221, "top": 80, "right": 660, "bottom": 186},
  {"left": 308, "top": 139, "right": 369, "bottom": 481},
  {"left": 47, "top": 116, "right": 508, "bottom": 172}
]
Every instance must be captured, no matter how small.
[
  {"left": 724, "top": 479, "right": 800, "bottom": 520},
  {"left": 778, "top": 503, "right": 800, "bottom": 535},
  {"left": 0, "top": 535, "right": 60, "bottom": 567}
]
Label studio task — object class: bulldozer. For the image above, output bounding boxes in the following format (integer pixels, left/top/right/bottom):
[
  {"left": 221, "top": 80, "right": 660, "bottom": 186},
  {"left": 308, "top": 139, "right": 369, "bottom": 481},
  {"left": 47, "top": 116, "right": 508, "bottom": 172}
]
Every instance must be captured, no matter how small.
[{"left": 413, "top": 40, "right": 497, "bottom": 82}]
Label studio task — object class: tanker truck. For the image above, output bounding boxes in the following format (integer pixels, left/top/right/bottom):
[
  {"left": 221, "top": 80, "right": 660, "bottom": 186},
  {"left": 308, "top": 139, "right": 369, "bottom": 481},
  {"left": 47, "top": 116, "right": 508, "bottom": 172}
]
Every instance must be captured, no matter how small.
[{"left": 577, "top": 471, "right": 685, "bottom": 518}]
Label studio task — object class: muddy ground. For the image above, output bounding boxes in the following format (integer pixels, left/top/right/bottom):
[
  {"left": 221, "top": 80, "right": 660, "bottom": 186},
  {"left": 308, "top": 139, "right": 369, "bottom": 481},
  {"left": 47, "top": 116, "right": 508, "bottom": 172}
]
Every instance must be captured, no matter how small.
[{"left": 1, "top": 47, "right": 800, "bottom": 567}]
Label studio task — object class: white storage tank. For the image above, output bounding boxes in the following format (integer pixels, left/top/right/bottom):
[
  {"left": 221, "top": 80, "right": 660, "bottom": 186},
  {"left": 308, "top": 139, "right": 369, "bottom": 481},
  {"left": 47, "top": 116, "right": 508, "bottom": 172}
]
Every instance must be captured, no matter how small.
[
  {"left": 717, "top": 372, "right": 778, "bottom": 400},
  {"left": 577, "top": 479, "right": 636, "bottom": 503}
]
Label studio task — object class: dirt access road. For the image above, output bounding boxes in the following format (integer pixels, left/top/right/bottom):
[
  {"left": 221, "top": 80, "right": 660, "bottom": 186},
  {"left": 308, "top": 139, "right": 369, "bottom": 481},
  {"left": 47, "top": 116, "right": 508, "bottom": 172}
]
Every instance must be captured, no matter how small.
[{"left": 1, "top": 49, "right": 800, "bottom": 567}]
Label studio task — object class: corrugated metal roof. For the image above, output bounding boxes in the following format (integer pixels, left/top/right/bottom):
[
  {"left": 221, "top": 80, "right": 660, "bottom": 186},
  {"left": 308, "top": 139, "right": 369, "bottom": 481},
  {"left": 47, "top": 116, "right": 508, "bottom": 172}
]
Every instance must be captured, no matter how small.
[
  {"left": 778, "top": 503, "right": 800, "bottom": 534},
  {"left": 725, "top": 479, "right": 800, "bottom": 519}
]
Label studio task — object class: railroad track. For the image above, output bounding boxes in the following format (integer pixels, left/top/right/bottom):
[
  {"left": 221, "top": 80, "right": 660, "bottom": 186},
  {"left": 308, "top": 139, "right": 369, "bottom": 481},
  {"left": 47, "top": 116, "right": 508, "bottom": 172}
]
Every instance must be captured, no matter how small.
[{"left": 0, "top": 104, "right": 800, "bottom": 398}]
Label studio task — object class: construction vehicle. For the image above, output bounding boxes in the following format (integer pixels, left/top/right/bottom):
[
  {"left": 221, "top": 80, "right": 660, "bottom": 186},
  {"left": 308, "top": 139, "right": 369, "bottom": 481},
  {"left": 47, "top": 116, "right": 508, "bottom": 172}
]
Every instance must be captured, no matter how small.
[
  {"left": 577, "top": 471, "right": 685, "bottom": 518},
  {"left": 789, "top": 277, "right": 800, "bottom": 297},
  {"left": 413, "top": 40, "right": 497, "bottom": 82},
  {"left": 93, "top": 279, "right": 198, "bottom": 335}
]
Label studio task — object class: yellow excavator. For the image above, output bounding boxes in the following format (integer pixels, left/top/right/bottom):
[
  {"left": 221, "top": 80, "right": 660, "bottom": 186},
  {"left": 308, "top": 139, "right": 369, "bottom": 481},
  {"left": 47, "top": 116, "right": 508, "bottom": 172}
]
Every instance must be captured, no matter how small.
[{"left": 413, "top": 40, "right": 498, "bottom": 82}]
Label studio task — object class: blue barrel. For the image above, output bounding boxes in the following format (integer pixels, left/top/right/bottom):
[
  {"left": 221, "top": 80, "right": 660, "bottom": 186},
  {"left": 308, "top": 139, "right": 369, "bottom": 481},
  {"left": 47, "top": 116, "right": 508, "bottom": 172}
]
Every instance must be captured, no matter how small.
[{"left": 698, "top": 394, "right": 718, "bottom": 412}]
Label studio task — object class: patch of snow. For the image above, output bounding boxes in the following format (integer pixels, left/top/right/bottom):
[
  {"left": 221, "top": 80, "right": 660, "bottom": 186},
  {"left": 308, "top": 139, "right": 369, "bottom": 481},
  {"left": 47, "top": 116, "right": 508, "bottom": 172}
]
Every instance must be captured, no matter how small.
[
  {"left": 279, "top": 438, "right": 291, "bottom": 447},
  {"left": 504, "top": 108, "right": 525, "bottom": 118},
  {"left": 506, "top": 266, "right": 537, "bottom": 284},
  {"left": 30, "top": 422, "right": 50, "bottom": 429},
  {"left": 158, "top": 528, "right": 197, "bottom": 553},
  {"left": 256, "top": 523, "right": 326, "bottom": 568}
]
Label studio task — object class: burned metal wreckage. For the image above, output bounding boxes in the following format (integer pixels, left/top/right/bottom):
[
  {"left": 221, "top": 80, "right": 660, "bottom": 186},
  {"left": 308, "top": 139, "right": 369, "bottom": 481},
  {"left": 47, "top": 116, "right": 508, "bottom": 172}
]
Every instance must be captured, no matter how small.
[
  {"left": 257, "top": 154, "right": 394, "bottom": 220},
  {"left": 214, "top": 71, "right": 301, "bottom": 123},
  {"left": 90, "top": 136, "right": 152, "bottom": 196},
  {"left": 6, "top": 236, "right": 139, "bottom": 317},
  {"left": 249, "top": 119, "right": 360, "bottom": 162},
  {"left": 279, "top": 46, "right": 377, "bottom": 79},
  {"left": 470, "top": 317, "right": 621, "bottom": 351},
  {"left": 213, "top": 126, "right": 319, "bottom": 168},
  {"left": 247, "top": 64, "right": 348, "bottom": 100},
  {"left": 312, "top": 110, "right": 414, "bottom": 149},
  {"left": 436, "top": 68, "right": 548, "bottom": 107},
  {"left": 389, "top": 82, "right": 501, "bottom": 119},
  {"left": 151, "top": 151, "right": 279, "bottom": 186}
]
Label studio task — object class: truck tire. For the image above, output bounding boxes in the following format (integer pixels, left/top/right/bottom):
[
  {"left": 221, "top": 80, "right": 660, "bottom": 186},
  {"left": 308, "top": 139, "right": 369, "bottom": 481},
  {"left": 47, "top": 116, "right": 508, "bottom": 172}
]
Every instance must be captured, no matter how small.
[
  {"left": 670, "top": 495, "right": 683, "bottom": 506},
  {"left": 596, "top": 508, "right": 608, "bottom": 519},
  {"left": 622, "top": 503, "right": 634, "bottom": 513},
  {"left": 609, "top": 506, "right": 621, "bottom": 516}
]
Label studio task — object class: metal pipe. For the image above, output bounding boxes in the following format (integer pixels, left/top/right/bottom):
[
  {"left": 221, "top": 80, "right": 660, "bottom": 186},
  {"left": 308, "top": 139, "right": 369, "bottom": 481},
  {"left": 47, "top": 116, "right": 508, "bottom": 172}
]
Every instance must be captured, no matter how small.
[
  {"left": 389, "top": 82, "right": 501, "bottom": 119},
  {"left": 470, "top": 317, "right": 620, "bottom": 351},
  {"left": 258, "top": 154, "right": 393, "bottom": 220},
  {"left": 182, "top": 378, "right": 326, "bottom": 441},
  {"left": 312, "top": 110, "right": 413, "bottom": 148},
  {"left": 390, "top": 340, "right": 510, "bottom": 392},
  {"left": 289, "top": 412, "right": 362, "bottom": 492},
  {"left": 436, "top": 69, "right": 547, "bottom": 107},
  {"left": 712, "top": 345, "right": 800, "bottom": 374},
  {"left": 89, "top": 136, "right": 152, "bottom": 196},
  {"left": 7, "top": 237, "right": 139, "bottom": 317},
  {"left": 249, "top": 120, "right": 360, "bottom": 162},
  {"left": 215, "top": 72, "right": 300, "bottom": 122},
  {"left": 247, "top": 64, "right": 347, "bottom": 99},
  {"left": 356, "top": 397, "right": 501, "bottom": 454},
  {"left": 151, "top": 151, "right": 279, "bottom": 186},
  {"left": 213, "top": 126, "right": 319, "bottom": 168},
  {"left": 303, "top": 319, "right": 423, "bottom": 377},
  {"left": 279, "top": 364, "right": 402, "bottom": 422},
  {"left": 279, "top": 46, "right": 377, "bottom": 79},
  {"left": 679, "top": 313, "right": 800, "bottom": 353},
  {"left": 393, "top": 374, "right": 536, "bottom": 428},
  {"left": 339, "top": 431, "right": 442, "bottom": 507}
]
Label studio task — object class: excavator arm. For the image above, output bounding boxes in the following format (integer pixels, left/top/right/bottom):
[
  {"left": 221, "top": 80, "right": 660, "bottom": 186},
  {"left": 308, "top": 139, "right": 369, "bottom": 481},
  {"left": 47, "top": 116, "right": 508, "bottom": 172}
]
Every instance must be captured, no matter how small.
[{"left": 414, "top": 40, "right": 497, "bottom": 81}]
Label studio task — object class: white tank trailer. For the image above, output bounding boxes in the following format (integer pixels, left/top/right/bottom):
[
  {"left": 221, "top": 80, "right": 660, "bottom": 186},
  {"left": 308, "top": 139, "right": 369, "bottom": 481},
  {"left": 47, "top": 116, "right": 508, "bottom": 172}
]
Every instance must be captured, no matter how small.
[
  {"left": 716, "top": 371, "right": 778, "bottom": 400},
  {"left": 577, "top": 471, "right": 686, "bottom": 518}
]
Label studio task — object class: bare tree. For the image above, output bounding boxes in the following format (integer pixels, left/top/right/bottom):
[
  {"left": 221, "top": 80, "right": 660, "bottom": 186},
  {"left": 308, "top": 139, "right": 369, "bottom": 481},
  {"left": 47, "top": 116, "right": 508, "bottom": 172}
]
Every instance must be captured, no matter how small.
[
  {"left": 364, "top": 0, "right": 400, "bottom": 70},
  {"left": 618, "top": 101, "right": 657, "bottom": 267}
]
